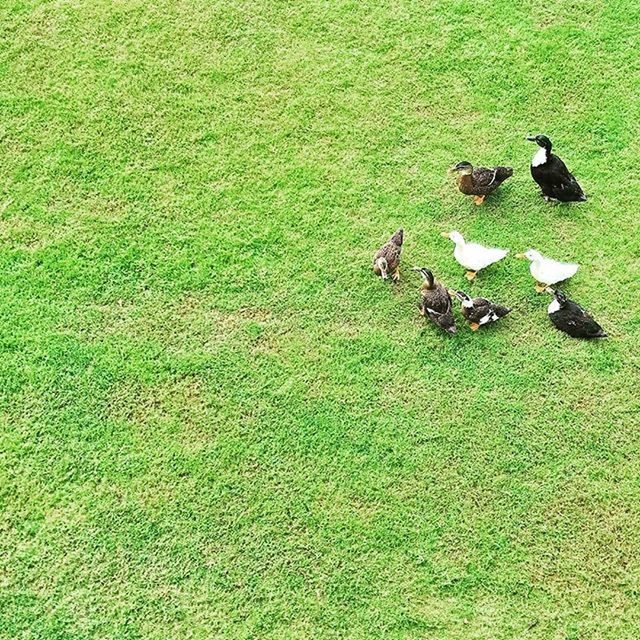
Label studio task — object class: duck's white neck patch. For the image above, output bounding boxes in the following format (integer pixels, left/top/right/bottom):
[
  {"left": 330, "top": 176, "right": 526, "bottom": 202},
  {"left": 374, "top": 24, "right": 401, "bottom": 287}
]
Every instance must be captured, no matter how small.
[
  {"left": 532, "top": 146, "right": 548, "bottom": 167},
  {"left": 461, "top": 299, "right": 474, "bottom": 308},
  {"left": 548, "top": 299, "right": 560, "bottom": 314}
]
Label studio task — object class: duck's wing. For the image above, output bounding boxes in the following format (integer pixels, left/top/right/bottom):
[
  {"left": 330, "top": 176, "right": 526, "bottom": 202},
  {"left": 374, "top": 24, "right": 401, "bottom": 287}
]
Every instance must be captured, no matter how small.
[
  {"left": 489, "top": 303, "right": 512, "bottom": 319},
  {"left": 548, "top": 155, "right": 586, "bottom": 201},
  {"left": 561, "top": 301, "right": 607, "bottom": 338},
  {"left": 472, "top": 167, "right": 498, "bottom": 188},
  {"left": 423, "top": 285, "right": 455, "bottom": 329},
  {"left": 471, "top": 166, "right": 513, "bottom": 194},
  {"left": 469, "top": 298, "right": 511, "bottom": 325},
  {"left": 422, "top": 285, "right": 451, "bottom": 315},
  {"left": 553, "top": 176, "right": 586, "bottom": 201},
  {"left": 466, "top": 297, "right": 491, "bottom": 324},
  {"left": 373, "top": 241, "right": 401, "bottom": 270},
  {"left": 549, "top": 154, "right": 570, "bottom": 177},
  {"left": 467, "top": 244, "right": 509, "bottom": 269},
  {"left": 541, "top": 258, "right": 579, "bottom": 283}
]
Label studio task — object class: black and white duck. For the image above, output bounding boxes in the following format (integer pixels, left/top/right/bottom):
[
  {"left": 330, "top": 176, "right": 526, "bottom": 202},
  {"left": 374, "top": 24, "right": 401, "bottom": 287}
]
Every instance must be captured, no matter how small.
[
  {"left": 451, "top": 291, "right": 511, "bottom": 331},
  {"left": 526, "top": 134, "right": 586, "bottom": 202},
  {"left": 414, "top": 268, "right": 456, "bottom": 334},
  {"left": 451, "top": 161, "right": 513, "bottom": 205},
  {"left": 372, "top": 228, "right": 403, "bottom": 282},
  {"left": 546, "top": 289, "right": 606, "bottom": 339}
]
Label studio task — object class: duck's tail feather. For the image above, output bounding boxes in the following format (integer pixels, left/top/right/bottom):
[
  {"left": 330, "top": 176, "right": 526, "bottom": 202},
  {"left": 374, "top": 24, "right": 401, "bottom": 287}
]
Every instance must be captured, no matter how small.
[
  {"left": 494, "top": 305, "right": 512, "bottom": 318},
  {"left": 496, "top": 166, "right": 513, "bottom": 181}
]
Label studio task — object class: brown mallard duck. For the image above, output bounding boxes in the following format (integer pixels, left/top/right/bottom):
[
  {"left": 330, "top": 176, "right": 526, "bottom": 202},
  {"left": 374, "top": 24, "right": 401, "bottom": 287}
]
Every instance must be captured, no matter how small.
[
  {"left": 373, "top": 228, "right": 403, "bottom": 282},
  {"left": 414, "top": 268, "right": 456, "bottom": 334},
  {"left": 451, "top": 161, "right": 513, "bottom": 205},
  {"left": 451, "top": 290, "right": 511, "bottom": 331}
]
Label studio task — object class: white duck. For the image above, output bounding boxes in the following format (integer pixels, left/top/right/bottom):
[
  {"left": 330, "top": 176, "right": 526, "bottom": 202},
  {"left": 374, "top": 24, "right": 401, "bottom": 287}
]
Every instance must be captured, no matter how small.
[
  {"left": 516, "top": 249, "right": 579, "bottom": 292},
  {"left": 441, "top": 231, "right": 509, "bottom": 280}
]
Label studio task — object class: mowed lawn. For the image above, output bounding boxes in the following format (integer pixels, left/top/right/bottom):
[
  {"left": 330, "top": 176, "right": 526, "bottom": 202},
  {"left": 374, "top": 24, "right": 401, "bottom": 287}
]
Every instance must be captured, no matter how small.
[{"left": 2, "top": 0, "right": 640, "bottom": 638}]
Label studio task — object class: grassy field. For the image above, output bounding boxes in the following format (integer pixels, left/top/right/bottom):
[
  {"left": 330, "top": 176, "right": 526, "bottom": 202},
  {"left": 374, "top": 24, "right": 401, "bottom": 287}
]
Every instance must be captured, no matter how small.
[{"left": 2, "top": 0, "right": 640, "bottom": 638}]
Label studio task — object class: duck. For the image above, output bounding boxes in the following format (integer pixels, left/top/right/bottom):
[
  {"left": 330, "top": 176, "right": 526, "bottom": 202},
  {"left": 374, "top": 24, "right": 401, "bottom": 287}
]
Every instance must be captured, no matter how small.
[
  {"left": 516, "top": 249, "right": 579, "bottom": 293},
  {"left": 451, "top": 290, "right": 512, "bottom": 331},
  {"left": 414, "top": 268, "right": 456, "bottom": 334},
  {"left": 440, "top": 231, "right": 509, "bottom": 280},
  {"left": 546, "top": 288, "right": 606, "bottom": 339},
  {"left": 451, "top": 161, "right": 513, "bottom": 205},
  {"left": 526, "top": 135, "right": 586, "bottom": 202},
  {"left": 372, "top": 228, "right": 403, "bottom": 282}
]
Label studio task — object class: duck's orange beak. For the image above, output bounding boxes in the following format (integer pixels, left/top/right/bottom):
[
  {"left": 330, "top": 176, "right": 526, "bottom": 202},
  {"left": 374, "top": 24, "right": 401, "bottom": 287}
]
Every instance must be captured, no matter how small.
[
  {"left": 440, "top": 232, "right": 450, "bottom": 239},
  {"left": 515, "top": 253, "right": 526, "bottom": 259}
]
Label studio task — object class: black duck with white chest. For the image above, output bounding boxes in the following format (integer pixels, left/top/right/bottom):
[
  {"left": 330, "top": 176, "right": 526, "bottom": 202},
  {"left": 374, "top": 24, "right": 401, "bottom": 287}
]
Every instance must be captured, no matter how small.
[
  {"left": 546, "top": 289, "right": 606, "bottom": 339},
  {"left": 451, "top": 161, "right": 513, "bottom": 205},
  {"left": 526, "top": 135, "right": 586, "bottom": 203},
  {"left": 451, "top": 290, "right": 511, "bottom": 331}
]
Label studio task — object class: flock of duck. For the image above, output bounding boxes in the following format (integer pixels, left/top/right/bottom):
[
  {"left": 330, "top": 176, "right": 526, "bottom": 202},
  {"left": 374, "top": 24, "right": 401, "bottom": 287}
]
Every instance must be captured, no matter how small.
[{"left": 372, "top": 135, "right": 607, "bottom": 339}]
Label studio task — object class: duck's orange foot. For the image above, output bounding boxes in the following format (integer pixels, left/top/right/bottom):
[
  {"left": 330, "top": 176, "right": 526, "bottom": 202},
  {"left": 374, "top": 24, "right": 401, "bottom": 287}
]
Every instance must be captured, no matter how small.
[
  {"left": 473, "top": 195, "right": 486, "bottom": 205},
  {"left": 465, "top": 271, "right": 477, "bottom": 281},
  {"left": 470, "top": 322, "right": 480, "bottom": 332},
  {"left": 535, "top": 282, "right": 547, "bottom": 293},
  {"left": 392, "top": 267, "right": 400, "bottom": 283}
]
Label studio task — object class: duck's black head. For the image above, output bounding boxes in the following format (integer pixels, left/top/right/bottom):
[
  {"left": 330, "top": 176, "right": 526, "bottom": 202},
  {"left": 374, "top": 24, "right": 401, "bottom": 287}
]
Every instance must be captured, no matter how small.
[
  {"left": 452, "top": 161, "right": 473, "bottom": 175},
  {"left": 454, "top": 290, "right": 472, "bottom": 303},
  {"left": 553, "top": 289, "right": 568, "bottom": 305},
  {"left": 526, "top": 134, "right": 552, "bottom": 151}
]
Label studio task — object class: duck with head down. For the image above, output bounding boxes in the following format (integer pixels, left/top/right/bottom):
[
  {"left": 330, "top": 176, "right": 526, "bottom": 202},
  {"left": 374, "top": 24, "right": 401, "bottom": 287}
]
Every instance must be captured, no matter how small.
[
  {"left": 373, "top": 228, "right": 403, "bottom": 282},
  {"left": 451, "top": 161, "right": 513, "bottom": 205}
]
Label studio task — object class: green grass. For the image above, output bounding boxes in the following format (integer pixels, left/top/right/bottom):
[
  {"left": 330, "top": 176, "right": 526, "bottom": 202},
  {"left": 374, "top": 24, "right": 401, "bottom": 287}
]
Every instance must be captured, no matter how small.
[{"left": 1, "top": 0, "right": 640, "bottom": 638}]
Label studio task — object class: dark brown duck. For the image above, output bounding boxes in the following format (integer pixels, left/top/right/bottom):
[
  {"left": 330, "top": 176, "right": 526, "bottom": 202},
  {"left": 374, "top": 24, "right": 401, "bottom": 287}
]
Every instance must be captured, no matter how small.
[{"left": 452, "top": 161, "right": 513, "bottom": 205}]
